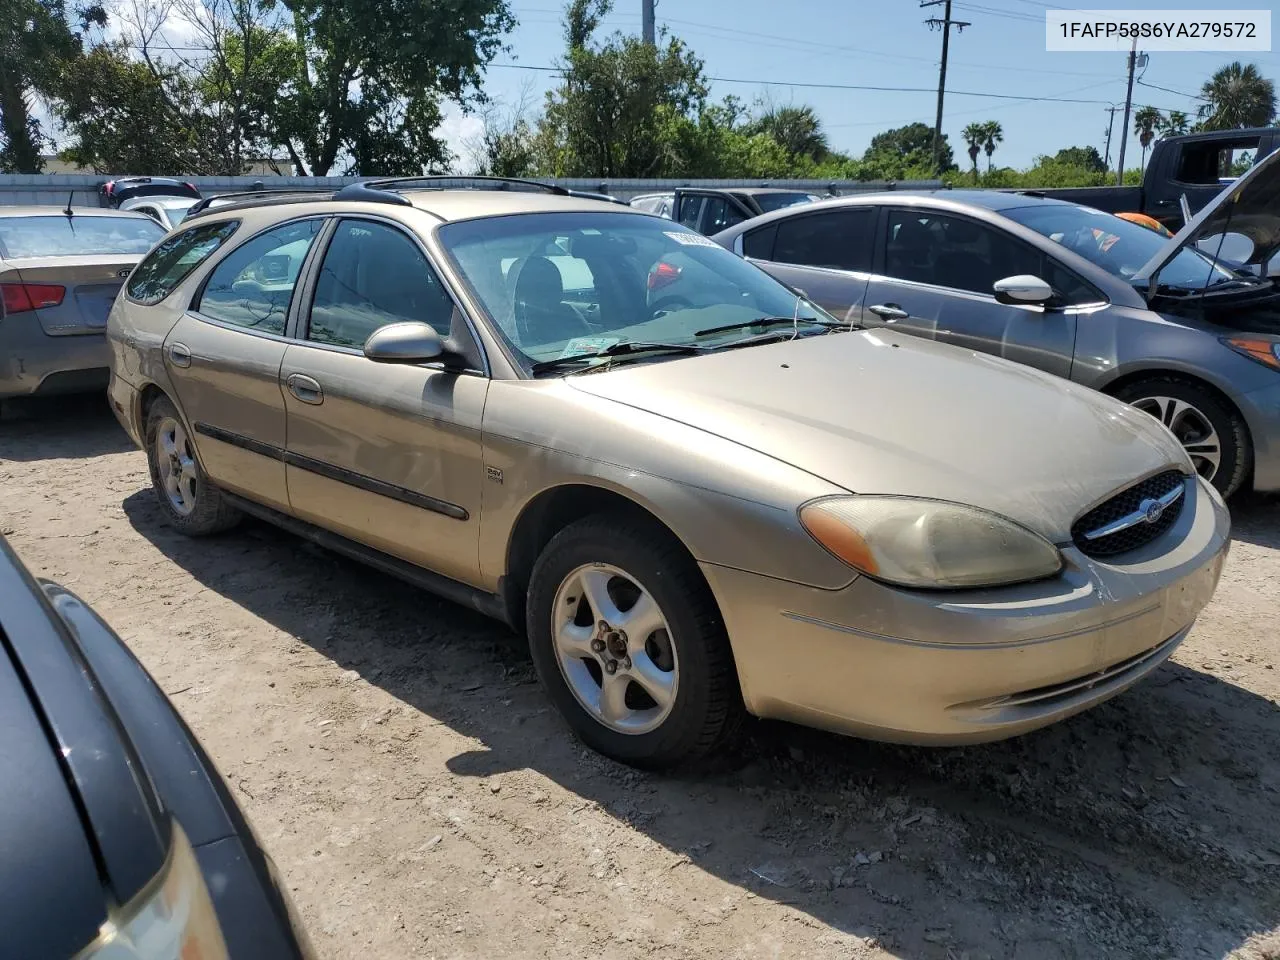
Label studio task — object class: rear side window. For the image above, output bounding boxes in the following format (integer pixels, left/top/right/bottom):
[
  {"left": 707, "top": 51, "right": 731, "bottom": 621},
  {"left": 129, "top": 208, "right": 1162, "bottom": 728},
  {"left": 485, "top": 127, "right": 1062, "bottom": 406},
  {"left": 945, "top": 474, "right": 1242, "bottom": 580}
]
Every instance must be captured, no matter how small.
[
  {"left": 774, "top": 209, "right": 875, "bottom": 271},
  {"left": 197, "top": 219, "right": 323, "bottom": 335},
  {"left": 0, "top": 215, "right": 164, "bottom": 259},
  {"left": 127, "top": 220, "right": 239, "bottom": 305}
]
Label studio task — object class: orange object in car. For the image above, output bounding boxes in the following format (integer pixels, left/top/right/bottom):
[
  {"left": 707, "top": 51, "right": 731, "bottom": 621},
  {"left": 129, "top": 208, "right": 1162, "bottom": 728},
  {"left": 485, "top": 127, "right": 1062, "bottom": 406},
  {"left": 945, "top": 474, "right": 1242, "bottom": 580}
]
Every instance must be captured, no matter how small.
[{"left": 1115, "top": 211, "right": 1175, "bottom": 237}]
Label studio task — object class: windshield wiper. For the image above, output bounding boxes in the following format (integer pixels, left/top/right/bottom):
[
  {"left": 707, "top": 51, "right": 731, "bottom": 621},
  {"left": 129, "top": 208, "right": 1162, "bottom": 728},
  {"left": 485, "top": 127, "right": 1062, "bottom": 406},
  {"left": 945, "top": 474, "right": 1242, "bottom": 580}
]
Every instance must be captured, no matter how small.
[
  {"left": 694, "top": 316, "right": 846, "bottom": 338},
  {"left": 529, "top": 340, "right": 708, "bottom": 375}
]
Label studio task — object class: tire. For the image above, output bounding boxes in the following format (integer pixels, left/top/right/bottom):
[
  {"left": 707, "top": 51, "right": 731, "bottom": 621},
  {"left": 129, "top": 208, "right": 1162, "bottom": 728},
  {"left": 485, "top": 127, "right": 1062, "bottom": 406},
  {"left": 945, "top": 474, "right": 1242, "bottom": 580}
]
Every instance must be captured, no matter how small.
[
  {"left": 526, "top": 513, "right": 744, "bottom": 769},
  {"left": 144, "top": 396, "right": 241, "bottom": 535},
  {"left": 1114, "top": 377, "right": 1251, "bottom": 498}
]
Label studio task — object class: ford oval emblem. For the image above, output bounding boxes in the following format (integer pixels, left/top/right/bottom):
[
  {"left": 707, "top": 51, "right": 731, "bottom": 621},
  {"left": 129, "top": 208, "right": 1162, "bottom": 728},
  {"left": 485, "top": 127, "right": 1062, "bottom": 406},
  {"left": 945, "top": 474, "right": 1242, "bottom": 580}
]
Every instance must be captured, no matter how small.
[{"left": 1140, "top": 498, "right": 1165, "bottom": 524}]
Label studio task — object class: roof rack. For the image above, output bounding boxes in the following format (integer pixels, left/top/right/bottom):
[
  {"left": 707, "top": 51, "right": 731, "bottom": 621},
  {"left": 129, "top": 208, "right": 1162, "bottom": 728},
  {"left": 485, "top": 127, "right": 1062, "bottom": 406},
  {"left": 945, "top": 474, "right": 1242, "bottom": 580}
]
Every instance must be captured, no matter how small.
[
  {"left": 184, "top": 188, "right": 336, "bottom": 219},
  {"left": 333, "top": 175, "right": 571, "bottom": 207}
]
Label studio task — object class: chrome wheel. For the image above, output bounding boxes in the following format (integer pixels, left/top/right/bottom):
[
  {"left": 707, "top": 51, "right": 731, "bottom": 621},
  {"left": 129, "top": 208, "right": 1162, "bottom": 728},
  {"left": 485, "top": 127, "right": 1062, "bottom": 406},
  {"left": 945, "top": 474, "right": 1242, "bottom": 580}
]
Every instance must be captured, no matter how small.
[
  {"left": 1131, "top": 395, "right": 1222, "bottom": 481},
  {"left": 154, "top": 416, "right": 198, "bottom": 516},
  {"left": 551, "top": 563, "right": 678, "bottom": 735}
]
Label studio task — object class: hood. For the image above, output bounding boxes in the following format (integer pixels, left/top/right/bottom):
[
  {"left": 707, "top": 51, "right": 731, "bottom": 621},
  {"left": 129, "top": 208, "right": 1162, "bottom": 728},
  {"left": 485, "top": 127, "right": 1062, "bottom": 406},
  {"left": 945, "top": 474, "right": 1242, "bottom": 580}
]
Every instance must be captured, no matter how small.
[
  {"left": 1135, "top": 146, "right": 1280, "bottom": 286},
  {"left": 566, "top": 331, "right": 1187, "bottom": 542}
]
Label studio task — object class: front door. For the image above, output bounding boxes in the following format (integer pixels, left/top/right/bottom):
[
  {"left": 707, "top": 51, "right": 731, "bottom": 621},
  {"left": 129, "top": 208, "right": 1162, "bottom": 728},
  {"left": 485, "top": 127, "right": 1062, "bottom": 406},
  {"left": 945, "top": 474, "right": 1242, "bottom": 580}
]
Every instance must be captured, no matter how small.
[
  {"left": 163, "top": 217, "right": 327, "bottom": 511},
  {"left": 865, "top": 208, "right": 1078, "bottom": 380},
  {"left": 280, "top": 217, "right": 489, "bottom": 588},
  {"left": 749, "top": 207, "right": 876, "bottom": 325}
]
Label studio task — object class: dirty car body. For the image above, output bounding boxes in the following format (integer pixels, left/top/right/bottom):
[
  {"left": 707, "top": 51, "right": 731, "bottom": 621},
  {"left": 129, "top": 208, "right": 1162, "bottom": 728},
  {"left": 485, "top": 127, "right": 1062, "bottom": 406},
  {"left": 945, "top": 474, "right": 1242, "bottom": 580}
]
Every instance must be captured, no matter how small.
[
  {"left": 107, "top": 180, "right": 1230, "bottom": 768},
  {"left": 1, "top": 207, "right": 165, "bottom": 400}
]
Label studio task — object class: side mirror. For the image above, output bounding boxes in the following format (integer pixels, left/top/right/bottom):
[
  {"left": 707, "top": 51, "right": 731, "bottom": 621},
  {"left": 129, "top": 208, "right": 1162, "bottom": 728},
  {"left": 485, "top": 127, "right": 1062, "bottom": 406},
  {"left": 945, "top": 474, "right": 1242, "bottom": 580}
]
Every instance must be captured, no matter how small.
[
  {"left": 993, "top": 274, "right": 1054, "bottom": 306},
  {"left": 363, "top": 322, "right": 445, "bottom": 364}
]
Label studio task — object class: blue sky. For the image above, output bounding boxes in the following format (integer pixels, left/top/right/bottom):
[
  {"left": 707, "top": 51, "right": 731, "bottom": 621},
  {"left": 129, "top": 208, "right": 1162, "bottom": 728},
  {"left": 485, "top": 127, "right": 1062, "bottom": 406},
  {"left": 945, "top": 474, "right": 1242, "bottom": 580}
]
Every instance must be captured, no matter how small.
[{"left": 452, "top": 0, "right": 1280, "bottom": 171}]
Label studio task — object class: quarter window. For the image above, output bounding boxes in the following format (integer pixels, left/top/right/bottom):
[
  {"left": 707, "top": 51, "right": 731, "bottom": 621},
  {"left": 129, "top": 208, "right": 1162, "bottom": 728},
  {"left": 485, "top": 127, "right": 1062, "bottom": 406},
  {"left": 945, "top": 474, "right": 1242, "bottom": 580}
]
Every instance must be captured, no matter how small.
[
  {"left": 884, "top": 210, "right": 1041, "bottom": 295},
  {"left": 773, "top": 209, "right": 874, "bottom": 271},
  {"left": 197, "top": 219, "right": 322, "bottom": 334},
  {"left": 306, "top": 219, "right": 455, "bottom": 349},
  {"left": 126, "top": 220, "right": 239, "bottom": 305}
]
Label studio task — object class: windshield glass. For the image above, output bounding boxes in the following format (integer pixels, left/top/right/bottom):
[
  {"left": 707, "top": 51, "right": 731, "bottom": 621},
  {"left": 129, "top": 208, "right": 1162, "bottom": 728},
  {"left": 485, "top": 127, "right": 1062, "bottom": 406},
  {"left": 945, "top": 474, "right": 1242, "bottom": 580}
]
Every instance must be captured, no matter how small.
[
  {"left": 1002, "top": 203, "right": 1236, "bottom": 290},
  {"left": 0, "top": 215, "right": 164, "bottom": 259},
  {"left": 439, "top": 212, "right": 834, "bottom": 371},
  {"left": 754, "top": 192, "right": 820, "bottom": 213},
  {"left": 159, "top": 200, "right": 198, "bottom": 226}
]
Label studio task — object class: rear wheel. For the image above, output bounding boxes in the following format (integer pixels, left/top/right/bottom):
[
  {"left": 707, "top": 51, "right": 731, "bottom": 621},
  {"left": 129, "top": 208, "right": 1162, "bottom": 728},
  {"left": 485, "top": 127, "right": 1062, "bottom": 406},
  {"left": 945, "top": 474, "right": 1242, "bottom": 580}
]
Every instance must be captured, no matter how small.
[
  {"left": 526, "top": 514, "right": 743, "bottom": 769},
  {"left": 1114, "top": 377, "right": 1250, "bottom": 497},
  {"left": 144, "top": 396, "right": 241, "bottom": 535}
]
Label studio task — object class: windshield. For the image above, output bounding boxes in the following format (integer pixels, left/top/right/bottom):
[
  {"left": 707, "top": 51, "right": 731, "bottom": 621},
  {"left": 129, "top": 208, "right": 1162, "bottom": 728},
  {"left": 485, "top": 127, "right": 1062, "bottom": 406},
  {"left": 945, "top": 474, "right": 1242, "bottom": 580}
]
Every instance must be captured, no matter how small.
[
  {"left": 159, "top": 199, "right": 198, "bottom": 226},
  {"left": 439, "top": 212, "right": 835, "bottom": 372},
  {"left": 754, "top": 192, "right": 820, "bottom": 213},
  {"left": 0, "top": 215, "right": 164, "bottom": 259},
  {"left": 1001, "top": 203, "right": 1237, "bottom": 291}
]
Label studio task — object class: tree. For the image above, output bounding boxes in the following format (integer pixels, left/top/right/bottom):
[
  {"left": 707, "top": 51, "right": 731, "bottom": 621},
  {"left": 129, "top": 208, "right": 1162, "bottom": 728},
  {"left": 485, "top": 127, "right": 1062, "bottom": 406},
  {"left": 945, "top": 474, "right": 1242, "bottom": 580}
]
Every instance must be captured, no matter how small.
[
  {"left": 747, "top": 105, "right": 828, "bottom": 163},
  {"left": 1133, "top": 105, "right": 1161, "bottom": 166},
  {"left": 469, "top": 87, "right": 538, "bottom": 177},
  {"left": 537, "top": 0, "right": 707, "bottom": 177},
  {"left": 1197, "top": 61, "right": 1277, "bottom": 130},
  {"left": 961, "top": 122, "right": 984, "bottom": 182},
  {"left": 863, "top": 122, "right": 955, "bottom": 179},
  {"left": 266, "top": 0, "right": 514, "bottom": 175},
  {"left": 0, "top": 0, "right": 104, "bottom": 172},
  {"left": 1051, "top": 145, "right": 1105, "bottom": 173},
  {"left": 1163, "top": 109, "right": 1190, "bottom": 136},
  {"left": 980, "top": 120, "right": 1003, "bottom": 172}
]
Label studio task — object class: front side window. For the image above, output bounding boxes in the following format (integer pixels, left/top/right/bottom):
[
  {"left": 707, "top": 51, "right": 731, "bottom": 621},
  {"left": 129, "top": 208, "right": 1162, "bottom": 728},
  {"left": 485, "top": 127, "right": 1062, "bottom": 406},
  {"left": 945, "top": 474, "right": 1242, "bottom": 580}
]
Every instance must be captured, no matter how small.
[
  {"left": 0, "top": 215, "right": 164, "bottom": 260},
  {"left": 126, "top": 220, "right": 239, "bottom": 305},
  {"left": 677, "top": 196, "right": 704, "bottom": 229},
  {"left": 703, "top": 197, "right": 745, "bottom": 234},
  {"left": 197, "top": 219, "right": 322, "bottom": 335},
  {"left": 439, "top": 212, "right": 840, "bottom": 372},
  {"left": 307, "top": 219, "right": 455, "bottom": 348},
  {"left": 773, "top": 209, "right": 874, "bottom": 271},
  {"left": 1001, "top": 203, "right": 1236, "bottom": 291},
  {"left": 884, "top": 209, "right": 1041, "bottom": 295}
]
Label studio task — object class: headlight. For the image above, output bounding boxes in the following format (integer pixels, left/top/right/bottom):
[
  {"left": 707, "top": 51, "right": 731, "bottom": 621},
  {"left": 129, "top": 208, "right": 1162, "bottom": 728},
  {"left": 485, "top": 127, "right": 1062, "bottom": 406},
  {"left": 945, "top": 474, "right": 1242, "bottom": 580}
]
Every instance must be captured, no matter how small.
[
  {"left": 79, "top": 821, "right": 228, "bottom": 960},
  {"left": 1223, "top": 336, "right": 1280, "bottom": 371},
  {"left": 799, "top": 496, "right": 1063, "bottom": 589}
]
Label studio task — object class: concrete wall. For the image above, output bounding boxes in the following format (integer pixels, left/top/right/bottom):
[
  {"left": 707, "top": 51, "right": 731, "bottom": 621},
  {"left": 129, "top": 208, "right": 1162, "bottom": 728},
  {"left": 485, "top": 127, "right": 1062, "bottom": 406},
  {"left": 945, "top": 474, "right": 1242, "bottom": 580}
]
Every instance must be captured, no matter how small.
[{"left": 0, "top": 174, "right": 943, "bottom": 208}]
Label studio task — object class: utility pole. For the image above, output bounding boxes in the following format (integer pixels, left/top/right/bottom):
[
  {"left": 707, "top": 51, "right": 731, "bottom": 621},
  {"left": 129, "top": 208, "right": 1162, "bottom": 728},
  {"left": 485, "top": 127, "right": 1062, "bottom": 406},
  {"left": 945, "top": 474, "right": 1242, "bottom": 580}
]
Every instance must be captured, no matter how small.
[
  {"left": 922, "top": 0, "right": 970, "bottom": 176},
  {"left": 1103, "top": 105, "right": 1121, "bottom": 169},
  {"left": 642, "top": 0, "right": 655, "bottom": 44},
  {"left": 1116, "top": 39, "right": 1137, "bottom": 185}
]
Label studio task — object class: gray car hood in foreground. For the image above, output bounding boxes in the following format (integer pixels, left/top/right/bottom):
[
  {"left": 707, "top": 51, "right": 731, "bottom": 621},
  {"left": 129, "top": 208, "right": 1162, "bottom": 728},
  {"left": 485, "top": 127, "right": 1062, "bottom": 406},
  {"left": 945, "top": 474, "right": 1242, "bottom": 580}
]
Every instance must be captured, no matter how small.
[{"left": 567, "top": 330, "right": 1187, "bottom": 542}]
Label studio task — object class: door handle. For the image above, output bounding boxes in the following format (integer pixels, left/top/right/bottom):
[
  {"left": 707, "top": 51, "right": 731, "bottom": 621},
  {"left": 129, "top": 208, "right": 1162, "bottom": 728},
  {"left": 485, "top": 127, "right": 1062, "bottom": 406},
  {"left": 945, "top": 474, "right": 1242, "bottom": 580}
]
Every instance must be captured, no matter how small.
[
  {"left": 868, "top": 303, "right": 909, "bottom": 322},
  {"left": 168, "top": 342, "right": 192, "bottom": 368},
  {"left": 286, "top": 373, "right": 324, "bottom": 405}
]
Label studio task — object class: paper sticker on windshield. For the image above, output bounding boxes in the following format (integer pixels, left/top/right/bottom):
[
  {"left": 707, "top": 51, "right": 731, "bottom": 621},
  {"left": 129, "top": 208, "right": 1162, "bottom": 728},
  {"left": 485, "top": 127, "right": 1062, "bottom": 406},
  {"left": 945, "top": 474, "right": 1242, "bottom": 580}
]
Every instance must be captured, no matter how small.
[
  {"left": 665, "top": 230, "right": 718, "bottom": 248},
  {"left": 558, "top": 336, "right": 619, "bottom": 359}
]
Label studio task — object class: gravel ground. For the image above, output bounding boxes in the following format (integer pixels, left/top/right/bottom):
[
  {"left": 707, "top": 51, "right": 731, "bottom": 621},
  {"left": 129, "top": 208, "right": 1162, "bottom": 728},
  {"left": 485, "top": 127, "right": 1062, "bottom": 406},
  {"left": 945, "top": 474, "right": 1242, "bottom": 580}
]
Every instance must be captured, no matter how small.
[{"left": 3, "top": 395, "right": 1280, "bottom": 960}]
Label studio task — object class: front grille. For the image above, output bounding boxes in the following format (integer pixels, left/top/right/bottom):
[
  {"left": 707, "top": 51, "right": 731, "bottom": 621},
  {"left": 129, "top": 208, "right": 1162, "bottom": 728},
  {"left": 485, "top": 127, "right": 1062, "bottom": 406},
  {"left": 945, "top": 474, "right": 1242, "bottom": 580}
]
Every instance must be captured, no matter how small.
[{"left": 1071, "top": 470, "right": 1188, "bottom": 558}]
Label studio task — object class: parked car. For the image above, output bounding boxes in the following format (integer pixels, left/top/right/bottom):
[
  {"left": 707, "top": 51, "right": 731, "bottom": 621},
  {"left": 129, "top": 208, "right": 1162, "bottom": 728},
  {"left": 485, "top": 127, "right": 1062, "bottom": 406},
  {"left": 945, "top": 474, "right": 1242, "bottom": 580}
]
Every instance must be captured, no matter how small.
[
  {"left": 1, "top": 206, "right": 166, "bottom": 402},
  {"left": 101, "top": 177, "right": 204, "bottom": 230},
  {"left": 1001, "top": 126, "right": 1279, "bottom": 232},
  {"left": 672, "top": 186, "right": 822, "bottom": 235},
  {"left": 0, "top": 534, "right": 314, "bottom": 958},
  {"left": 711, "top": 151, "right": 1280, "bottom": 498},
  {"left": 108, "top": 177, "right": 1229, "bottom": 769},
  {"left": 630, "top": 192, "right": 675, "bottom": 218}
]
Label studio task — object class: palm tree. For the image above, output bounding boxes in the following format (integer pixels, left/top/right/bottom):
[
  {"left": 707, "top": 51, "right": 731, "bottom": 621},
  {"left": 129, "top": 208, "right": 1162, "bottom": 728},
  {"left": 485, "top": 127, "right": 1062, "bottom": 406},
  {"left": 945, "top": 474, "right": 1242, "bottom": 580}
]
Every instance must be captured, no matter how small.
[
  {"left": 1133, "top": 105, "right": 1162, "bottom": 167},
  {"left": 962, "top": 122, "right": 984, "bottom": 182},
  {"left": 1197, "top": 61, "right": 1277, "bottom": 130},
  {"left": 980, "top": 120, "right": 1003, "bottom": 172},
  {"left": 749, "top": 105, "right": 829, "bottom": 161},
  {"left": 1163, "top": 109, "right": 1190, "bottom": 136}
]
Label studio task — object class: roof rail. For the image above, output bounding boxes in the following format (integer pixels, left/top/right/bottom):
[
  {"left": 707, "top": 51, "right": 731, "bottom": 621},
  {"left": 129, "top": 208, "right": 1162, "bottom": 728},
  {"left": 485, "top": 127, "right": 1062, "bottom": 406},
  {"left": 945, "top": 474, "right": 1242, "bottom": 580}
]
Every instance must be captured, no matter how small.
[
  {"left": 334, "top": 175, "right": 571, "bottom": 203},
  {"left": 184, "top": 188, "right": 335, "bottom": 219}
]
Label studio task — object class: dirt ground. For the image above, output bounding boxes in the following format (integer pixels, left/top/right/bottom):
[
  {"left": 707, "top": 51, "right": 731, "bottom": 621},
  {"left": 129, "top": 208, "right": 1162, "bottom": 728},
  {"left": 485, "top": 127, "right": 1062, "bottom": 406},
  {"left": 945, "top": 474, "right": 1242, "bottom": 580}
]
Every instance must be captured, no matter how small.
[{"left": 3, "top": 395, "right": 1280, "bottom": 960}]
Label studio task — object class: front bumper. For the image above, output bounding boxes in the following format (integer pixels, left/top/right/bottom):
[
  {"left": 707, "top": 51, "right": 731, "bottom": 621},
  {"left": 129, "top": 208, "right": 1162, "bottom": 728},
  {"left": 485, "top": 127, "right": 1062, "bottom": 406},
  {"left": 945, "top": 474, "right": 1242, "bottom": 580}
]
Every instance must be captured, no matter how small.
[
  {"left": 704, "top": 475, "right": 1230, "bottom": 744},
  {"left": 0, "top": 315, "right": 110, "bottom": 400},
  {"left": 1238, "top": 379, "right": 1280, "bottom": 492}
]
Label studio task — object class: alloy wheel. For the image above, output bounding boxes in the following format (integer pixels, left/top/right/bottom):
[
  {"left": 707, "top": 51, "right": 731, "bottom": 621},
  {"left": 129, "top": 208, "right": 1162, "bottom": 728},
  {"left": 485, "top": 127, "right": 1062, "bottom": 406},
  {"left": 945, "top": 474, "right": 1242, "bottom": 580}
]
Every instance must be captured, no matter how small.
[
  {"left": 155, "top": 416, "right": 199, "bottom": 516},
  {"left": 1131, "top": 395, "right": 1222, "bottom": 482}
]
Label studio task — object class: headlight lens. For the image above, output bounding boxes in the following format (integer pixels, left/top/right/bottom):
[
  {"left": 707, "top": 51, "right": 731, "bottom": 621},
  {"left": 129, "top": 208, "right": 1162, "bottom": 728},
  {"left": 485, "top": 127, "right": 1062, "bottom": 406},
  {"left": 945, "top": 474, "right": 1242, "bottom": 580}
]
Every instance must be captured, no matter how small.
[
  {"left": 799, "top": 496, "right": 1063, "bottom": 589},
  {"left": 79, "top": 821, "right": 228, "bottom": 960},
  {"left": 1223, "top": 336, "right": 1280, "bottom": 371}
]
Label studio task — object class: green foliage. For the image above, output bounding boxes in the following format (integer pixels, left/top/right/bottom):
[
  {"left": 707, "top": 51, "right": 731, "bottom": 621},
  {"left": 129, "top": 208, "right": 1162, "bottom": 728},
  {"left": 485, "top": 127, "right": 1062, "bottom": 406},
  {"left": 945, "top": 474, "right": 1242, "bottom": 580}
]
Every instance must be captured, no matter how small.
[
  {"left": 746, "top": 105, "right": 829, "bottom": 163},
  {"left": 1197, "top": 61, "right": 1277, "bottom": 130},
  {"left": 862, "top": 122, "right": 956, "bottom": 178},
  {"left": 1050, "top": 145, "right": 1105, "bottom": 173}
]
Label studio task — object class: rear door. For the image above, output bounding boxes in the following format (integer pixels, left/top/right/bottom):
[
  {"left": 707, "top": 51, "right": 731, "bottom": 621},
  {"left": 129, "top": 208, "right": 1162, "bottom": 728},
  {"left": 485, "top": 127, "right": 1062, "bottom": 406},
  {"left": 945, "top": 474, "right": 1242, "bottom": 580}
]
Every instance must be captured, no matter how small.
[
  {"left": 164, "top": 216, "right": 327, "bottom": 512},
  {"left": 742, "top": 207, "right": 876, "bottom": 324},
  {"left": 280, "top": 217, "right": 489, "bottom": 587},
  {"left": 0, "top": 215, "right": 164, "bottom": 337}
]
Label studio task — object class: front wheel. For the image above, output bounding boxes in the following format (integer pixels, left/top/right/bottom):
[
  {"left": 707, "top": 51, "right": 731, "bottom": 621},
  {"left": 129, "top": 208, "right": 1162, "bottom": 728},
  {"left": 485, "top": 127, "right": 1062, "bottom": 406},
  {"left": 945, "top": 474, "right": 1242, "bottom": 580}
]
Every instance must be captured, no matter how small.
[
  {"left": 1114, "top": 378, "right": 1251, "bottom": 498},
  {"left": 526, "top": 514, "right": 743, "bottom": 769}
]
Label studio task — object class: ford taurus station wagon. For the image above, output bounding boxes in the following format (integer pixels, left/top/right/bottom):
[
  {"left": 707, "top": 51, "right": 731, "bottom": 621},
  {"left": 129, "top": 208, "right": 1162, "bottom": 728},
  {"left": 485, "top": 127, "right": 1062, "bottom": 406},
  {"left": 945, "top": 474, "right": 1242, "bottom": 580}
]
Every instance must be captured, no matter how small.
[{"left": 107, "top": 177, "right": 1230, "bottom": 769}]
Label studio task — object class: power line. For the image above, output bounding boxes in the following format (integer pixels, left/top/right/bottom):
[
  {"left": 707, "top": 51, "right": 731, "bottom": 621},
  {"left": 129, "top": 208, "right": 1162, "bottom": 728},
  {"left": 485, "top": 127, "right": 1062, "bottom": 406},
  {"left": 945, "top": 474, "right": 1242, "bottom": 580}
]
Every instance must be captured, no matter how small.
[
  {"left": 1136, "top": 78, "right": 1208, "bottom": 101},
  {"left": 922, "top": 0, "right": 971, "bottom": 174}
]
